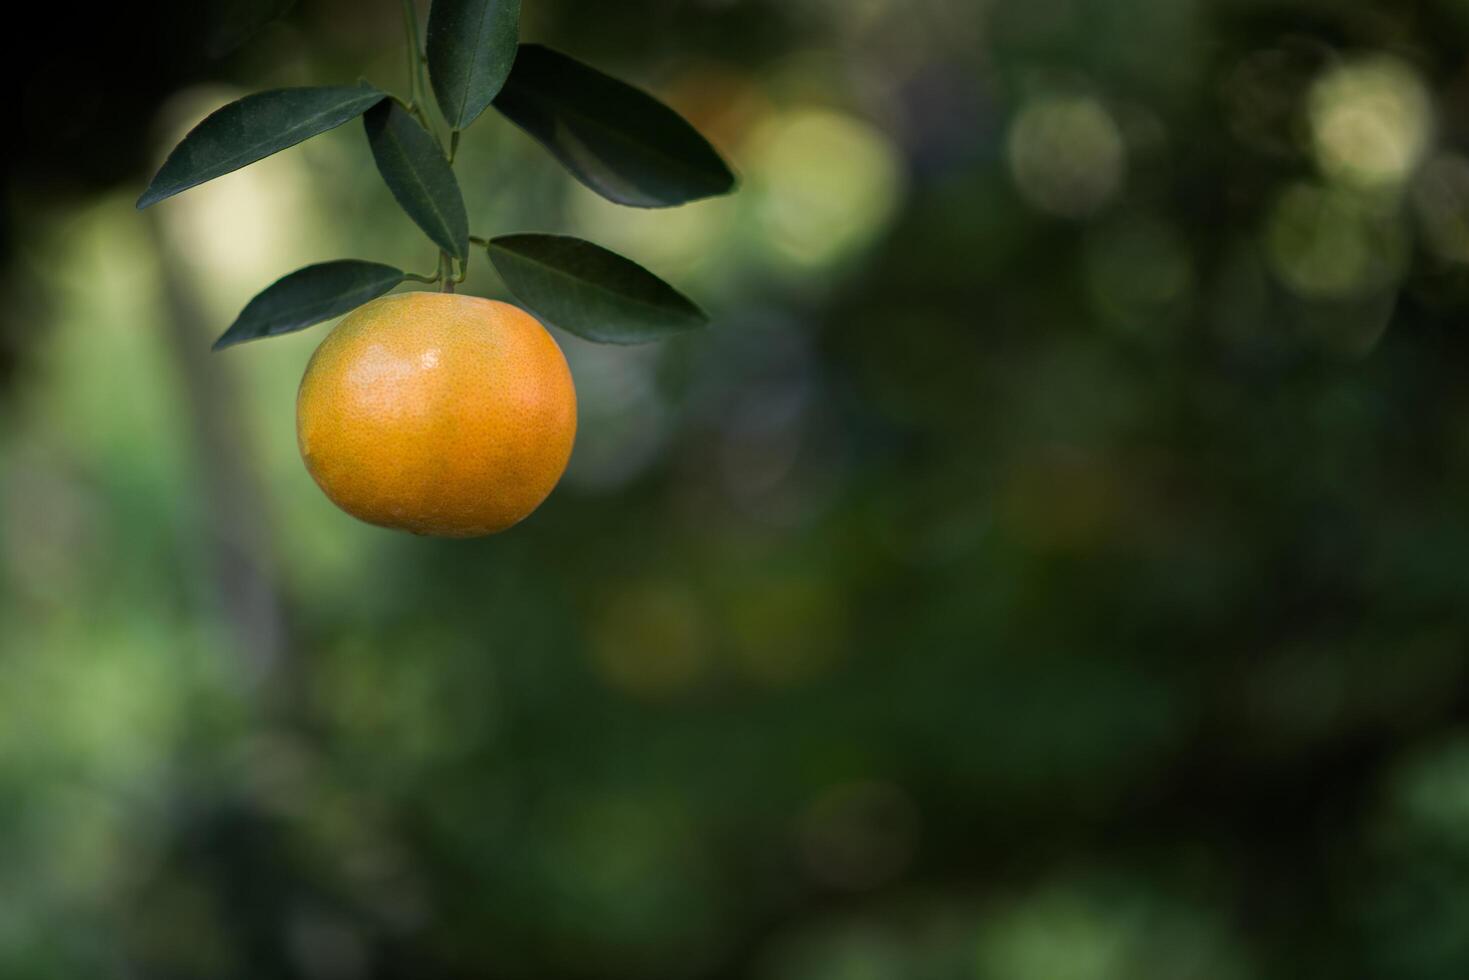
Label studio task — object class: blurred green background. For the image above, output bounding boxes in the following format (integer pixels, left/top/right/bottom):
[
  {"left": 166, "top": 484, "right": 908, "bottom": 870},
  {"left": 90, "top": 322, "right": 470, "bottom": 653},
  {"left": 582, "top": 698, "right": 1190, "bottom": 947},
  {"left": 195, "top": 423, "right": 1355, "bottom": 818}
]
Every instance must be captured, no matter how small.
[{"left": 7, "top": 0, "right": 1469, "bottom": 976}]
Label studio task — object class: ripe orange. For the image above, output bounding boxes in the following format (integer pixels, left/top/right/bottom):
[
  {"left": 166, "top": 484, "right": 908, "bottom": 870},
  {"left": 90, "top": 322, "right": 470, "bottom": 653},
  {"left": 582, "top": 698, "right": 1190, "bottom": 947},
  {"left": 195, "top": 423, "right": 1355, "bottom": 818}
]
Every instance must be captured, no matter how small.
[{"left": 296, "top": 293, "right": 577, "bottom": 537}]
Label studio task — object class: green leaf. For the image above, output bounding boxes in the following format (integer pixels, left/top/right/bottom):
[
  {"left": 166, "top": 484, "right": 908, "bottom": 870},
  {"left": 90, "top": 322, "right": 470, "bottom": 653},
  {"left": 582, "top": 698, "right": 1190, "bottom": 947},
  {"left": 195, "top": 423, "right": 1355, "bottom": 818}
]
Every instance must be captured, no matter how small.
[
  {"left": 206, "top": 0, "right": 297, "bottom": 58},
  {"left": 364, "top": 100, "right": 470, "bottom": 260},
  {"left": 214, "top": 261, "right": 406, "bottom": 350},
  {"left": 493, "top": 44, "right": 736, "bottom": 208},
  {"left": 137, "top": 84, "right": 385, "bottom": 209},
  {"left": 486, "top": 234, "right": 708, "bottom": 344},
  {"left": 427, "top": 0, "right": 521, "bottom": 130}
]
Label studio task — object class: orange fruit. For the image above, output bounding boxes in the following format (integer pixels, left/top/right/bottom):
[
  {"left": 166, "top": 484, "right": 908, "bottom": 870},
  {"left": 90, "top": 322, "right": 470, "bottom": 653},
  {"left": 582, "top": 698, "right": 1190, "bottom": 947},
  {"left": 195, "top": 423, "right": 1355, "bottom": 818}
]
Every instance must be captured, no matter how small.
[{"left": 296, "top": 293, "right": 577, "bottom": 537}]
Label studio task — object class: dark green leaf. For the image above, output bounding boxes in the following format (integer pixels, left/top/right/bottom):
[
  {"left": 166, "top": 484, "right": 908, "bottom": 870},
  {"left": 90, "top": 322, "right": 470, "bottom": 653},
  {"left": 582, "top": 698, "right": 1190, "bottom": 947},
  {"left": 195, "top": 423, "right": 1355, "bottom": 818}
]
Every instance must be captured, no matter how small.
[
  {"left": 214, "top": 261, "right": 406, "bottom": 350},
  {"left": 427, "top": 0, "right": 521, "bottom": 130},
  {"left": 137, "top": 84, "right": 385, "bottom": 209},
  {"left": 364, "top": 100, "right": 470, "bottom": 260},
  {"left": 206, "top": 0, "right": 297, "bottom": 58},
  {"left": 487, "top": 234, "right": 708, "bottom": 344},
  {"left": 493, "top": 44, "right": 736, "bottom": 208}
]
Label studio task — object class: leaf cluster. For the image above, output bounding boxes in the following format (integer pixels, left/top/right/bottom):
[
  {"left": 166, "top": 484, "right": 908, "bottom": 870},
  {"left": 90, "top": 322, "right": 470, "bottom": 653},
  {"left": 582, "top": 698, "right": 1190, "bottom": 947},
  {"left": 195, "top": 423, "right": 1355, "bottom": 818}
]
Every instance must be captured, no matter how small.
[{"left": 138, "top": 0, "right": 737, "bottom": 349}]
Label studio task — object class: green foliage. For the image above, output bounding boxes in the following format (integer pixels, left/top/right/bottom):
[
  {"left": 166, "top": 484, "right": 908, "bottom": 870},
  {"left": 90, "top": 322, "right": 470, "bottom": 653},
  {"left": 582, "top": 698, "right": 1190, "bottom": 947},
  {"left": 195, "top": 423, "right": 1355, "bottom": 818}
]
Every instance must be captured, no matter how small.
[
  {"left": 494, "top": 44, "right": 737, "bottom": 208},
  {"left": 135, "top": 84, "right": 385, "bottom": 209},
  {"left": 363, "top": 99, "right": 470, "bottom": 260},
  {"left": 488, "top": 234, "right": 707, "bottom": 343},
  {"left": 137, "top": 3, "right": 736, "bottom": 349},
  {"left": 211, "top": 261, "right": 406, "bottom": 349},
  {"left": 427, "top": 0, "right": 521, "bottom": 130}
]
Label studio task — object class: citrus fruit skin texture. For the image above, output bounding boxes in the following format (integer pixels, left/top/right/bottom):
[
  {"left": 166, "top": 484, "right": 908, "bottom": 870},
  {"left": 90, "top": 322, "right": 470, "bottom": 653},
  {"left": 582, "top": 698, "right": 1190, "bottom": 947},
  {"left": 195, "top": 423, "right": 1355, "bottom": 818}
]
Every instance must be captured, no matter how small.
[{"left": 296, "top": 293, "right": 577, "bottom": 537}]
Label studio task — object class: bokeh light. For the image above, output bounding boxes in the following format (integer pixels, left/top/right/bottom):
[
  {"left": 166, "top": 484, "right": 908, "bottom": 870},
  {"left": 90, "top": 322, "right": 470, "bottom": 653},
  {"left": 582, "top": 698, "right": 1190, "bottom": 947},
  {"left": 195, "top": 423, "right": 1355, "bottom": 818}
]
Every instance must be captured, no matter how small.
[
  {"left": 975, "top": 877, "right": 1250, "bottom": 980},
  {"left": 1308, "top": 56, "right": 1434, "bottom": 191},
  {"left": 1265, "top": 181, "right": 1407, "bottom": 300},
  {"left": 1007, "top": 93, "right": 1126, "bottom": 219},
  {"left": 590, "top": 581, "right": 712, "bottom": 700},
  {"left": 746, "top": 108, "right": 905, "bottom": 270},
  {"left": 1084, "top": 212, "right": 1194, "bottom": 332}
]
